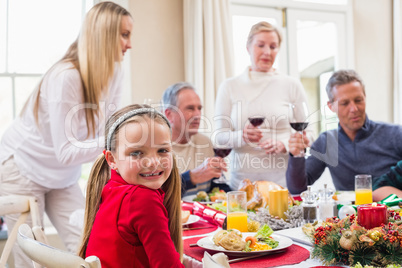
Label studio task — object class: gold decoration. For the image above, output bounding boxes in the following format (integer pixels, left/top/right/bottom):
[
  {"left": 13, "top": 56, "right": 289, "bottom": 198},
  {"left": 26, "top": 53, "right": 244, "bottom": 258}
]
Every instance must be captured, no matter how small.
[
  {"left": 368, "top": 230, "right": 381, "bottom": 242},
  {"left": 339, "top": 230, "right": 357, "bottom": 250}
]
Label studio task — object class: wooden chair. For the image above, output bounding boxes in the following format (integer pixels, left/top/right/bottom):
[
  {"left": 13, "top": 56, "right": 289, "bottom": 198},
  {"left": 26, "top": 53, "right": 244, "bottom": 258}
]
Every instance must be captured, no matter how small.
[
  {"left": 0, "top": 195, "right": 44, "bottom": 267},
  {"left": 17, "top": 224, "right": 101, "bottom": 268}
]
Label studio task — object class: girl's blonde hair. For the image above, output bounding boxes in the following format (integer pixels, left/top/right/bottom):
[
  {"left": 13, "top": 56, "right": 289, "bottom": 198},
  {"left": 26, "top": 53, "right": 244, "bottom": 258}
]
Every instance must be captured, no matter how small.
[
  {"left": 246, "top": 21, "right": 282, "bottom": 47},
  {"left": 22, "top": 1, "right": 131, "bottom": 138},
  {"left": 78, "top": 104, "right": 183, "bottom": 262}
]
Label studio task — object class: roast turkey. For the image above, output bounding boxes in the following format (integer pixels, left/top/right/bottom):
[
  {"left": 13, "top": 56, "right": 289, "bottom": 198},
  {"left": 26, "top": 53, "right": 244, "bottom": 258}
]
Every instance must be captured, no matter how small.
[{"left": 238, "top": 179, "right": 295, "bottom": 210}]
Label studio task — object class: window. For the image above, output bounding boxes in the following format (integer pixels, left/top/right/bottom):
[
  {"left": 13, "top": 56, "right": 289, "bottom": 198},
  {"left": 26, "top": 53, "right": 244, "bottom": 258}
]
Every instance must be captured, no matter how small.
[
  {"left": 230, "top": 0, "right": 353, "bottom": 134},
  {"left": 0, "top": 0, "right": 94, "bottom": 137}
]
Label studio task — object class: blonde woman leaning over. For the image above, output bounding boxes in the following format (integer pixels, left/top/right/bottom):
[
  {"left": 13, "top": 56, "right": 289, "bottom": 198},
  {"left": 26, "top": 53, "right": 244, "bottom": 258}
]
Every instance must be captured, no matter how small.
[
  {"left": 0, "top": 2, "right": 132, "bottom": 267},
  {"left": 79, "top": 104, "right": 184, "bottom": 267}
]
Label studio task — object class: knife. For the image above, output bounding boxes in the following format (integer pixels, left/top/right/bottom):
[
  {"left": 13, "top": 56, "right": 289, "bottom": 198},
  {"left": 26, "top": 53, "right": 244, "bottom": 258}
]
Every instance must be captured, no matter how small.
[
  {"left": 228, "top": 254, "right": 266, "bottom": 263},
  {"left": 183, "top": 226, "right": 215, "bottom": 231}
]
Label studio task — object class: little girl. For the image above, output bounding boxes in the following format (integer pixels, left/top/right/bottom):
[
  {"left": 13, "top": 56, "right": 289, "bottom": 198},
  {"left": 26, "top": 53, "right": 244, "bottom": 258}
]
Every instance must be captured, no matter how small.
[{"left": 78, "top": 104, "right": 185, "bottom": 267}]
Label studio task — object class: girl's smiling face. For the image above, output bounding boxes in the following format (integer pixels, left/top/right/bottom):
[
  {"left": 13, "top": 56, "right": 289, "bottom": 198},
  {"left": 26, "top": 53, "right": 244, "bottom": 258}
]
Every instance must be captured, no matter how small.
[{"left": 107, "top": 117, "right": 173, "bottom": 190}]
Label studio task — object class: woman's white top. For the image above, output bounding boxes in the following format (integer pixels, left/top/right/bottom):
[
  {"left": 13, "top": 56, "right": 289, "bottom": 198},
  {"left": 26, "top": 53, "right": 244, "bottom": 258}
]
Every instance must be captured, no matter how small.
[
  {"left": 214, "top": 67, "right": 314, "bottom": 190},
  {"left": 0, "top": 61, "right": 123, "bottom": 188}
]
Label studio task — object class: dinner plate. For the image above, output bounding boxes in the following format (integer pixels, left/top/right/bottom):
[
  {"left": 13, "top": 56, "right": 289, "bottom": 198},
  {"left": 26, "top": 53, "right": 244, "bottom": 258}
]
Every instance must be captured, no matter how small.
[
  {"left": 182, "top": 194, "right": 215, "bottom": 204},
  {"left": 275, "top": 227, "right": 313, "bottom": 246},
  {"left": 183, "top": 214, "right": 200, "bottom": 225},
  {"left": 335, "top": 191, "right": 355, "bottom": 204},
  {"left": 197, "top": 232, "right": 293, "bottom": 257}
]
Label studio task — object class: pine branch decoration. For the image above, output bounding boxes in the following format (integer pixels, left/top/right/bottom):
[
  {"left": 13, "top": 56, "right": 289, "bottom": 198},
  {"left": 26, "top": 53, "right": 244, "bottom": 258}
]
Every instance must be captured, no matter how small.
[
  {"left": 349, "top": 242, "right": 377, "bottom": 266},
  {"left": 306, "top": 212, "right": 402, "bottom": 267},
  {"left": 376, "top": 241, "right": 402, "bottom": 266}
]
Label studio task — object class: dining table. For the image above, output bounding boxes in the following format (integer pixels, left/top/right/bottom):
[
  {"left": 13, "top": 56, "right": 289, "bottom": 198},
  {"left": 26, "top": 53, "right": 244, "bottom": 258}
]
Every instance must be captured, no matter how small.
[
  {"left": 181, "top": 191, "right": 357, "bottom": 268},
  {"left": 181, "top": 221, "right": 348, "bottom": 268}
]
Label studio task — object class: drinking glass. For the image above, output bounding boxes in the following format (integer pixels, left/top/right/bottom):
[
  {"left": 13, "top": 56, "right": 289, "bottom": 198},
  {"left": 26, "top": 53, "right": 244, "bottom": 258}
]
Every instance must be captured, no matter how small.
[
  {"left": 288, "top": 102, "right": 310, "bottom": 157},
  {"left": 247, "top": 103, "right": 266, "bottom": 150},
  {"left": 248, "top": 116, "right": 266, "bottom": 128},
  {"left": 226, "top": 191, "right": 248, "bottom": 232},
  {"left": 246, "top": 116, "right": 265, "bottom": 151},
  {"left": 212, "top": 147, "right": 232, "bottom": 184},
  {"left": 247, "top": 103, "right": 265, "bottom": 126},
  {"left": 355, "top": 174, "right": 373, "bottom": 205}
]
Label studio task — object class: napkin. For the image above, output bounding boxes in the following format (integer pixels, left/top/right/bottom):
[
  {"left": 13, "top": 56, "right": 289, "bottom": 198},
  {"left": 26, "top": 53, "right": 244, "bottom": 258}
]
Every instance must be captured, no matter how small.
[{"left": 202, "top": 252, "right": 230, "bottom": 268}]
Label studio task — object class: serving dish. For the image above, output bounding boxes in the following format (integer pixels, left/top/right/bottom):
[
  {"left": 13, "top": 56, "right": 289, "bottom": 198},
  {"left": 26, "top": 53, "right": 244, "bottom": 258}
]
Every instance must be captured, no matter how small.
[{"left": 182, "top": 194, "right": 218, "bottom": 205}]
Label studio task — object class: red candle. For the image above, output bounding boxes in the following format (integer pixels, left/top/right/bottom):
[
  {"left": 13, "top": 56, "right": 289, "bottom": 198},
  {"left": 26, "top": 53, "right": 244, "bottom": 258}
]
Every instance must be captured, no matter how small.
[{"left": 357, "top": 203, "right": 388, "bottom": 229}]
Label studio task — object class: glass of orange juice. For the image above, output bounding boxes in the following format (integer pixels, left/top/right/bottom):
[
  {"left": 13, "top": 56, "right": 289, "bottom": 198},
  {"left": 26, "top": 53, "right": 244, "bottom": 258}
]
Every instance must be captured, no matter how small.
[
  {"left": 355, "top": 174, "right": 373, "bottom": 205},
  {"left": 226, "top": 191, "right": 248, "bottom": 232}
]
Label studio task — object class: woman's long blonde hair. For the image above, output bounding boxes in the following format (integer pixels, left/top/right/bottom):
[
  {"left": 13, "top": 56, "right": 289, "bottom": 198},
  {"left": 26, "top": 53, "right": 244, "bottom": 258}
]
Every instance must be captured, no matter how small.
[
  {"left": 22, "top": 1, "right": 131, "bottom": 138},
  {"left": 78, "top": 104, "right": 183, "bottom": 261}
]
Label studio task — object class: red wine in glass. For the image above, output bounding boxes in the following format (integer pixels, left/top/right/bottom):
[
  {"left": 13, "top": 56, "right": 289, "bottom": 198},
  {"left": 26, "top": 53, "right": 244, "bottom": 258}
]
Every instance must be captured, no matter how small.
[
  {"left": 290, "top": 122, "right": 309, "bottom": 132},
  {"left": 289, "top": 102, "right": 310, "bottom": 157},
  {"left": 248, "top": 117, "right": 265, "bottom": 127},
  {"left": 212, "top": 148, "right": 232, "bottom": 184},
  {"left": 213, "top": 148, "right": 232, "bottom": 158}
]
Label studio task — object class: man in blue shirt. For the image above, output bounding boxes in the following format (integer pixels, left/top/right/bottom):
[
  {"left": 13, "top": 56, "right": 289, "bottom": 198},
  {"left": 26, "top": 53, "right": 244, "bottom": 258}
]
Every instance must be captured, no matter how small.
[{"left": 286, "top": 69, "right": 402, "bottom": 194}]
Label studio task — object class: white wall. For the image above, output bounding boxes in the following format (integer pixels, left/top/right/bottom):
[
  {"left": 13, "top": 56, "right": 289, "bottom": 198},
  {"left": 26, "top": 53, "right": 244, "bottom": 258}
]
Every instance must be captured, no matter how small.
[
  {"left": 128, "top": 0, "right": 185, "bottom": 105},
  {"left": 353, "top": 0, "right": 393, "bottom": 123}
]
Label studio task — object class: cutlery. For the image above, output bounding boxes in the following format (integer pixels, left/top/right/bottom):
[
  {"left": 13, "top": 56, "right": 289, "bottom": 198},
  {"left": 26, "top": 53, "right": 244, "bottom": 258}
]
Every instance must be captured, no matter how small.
[
  {"left": 189, "top": 243, "right": 198, "bottom": 247},
  {"left": 183, "top": 226, "right": 215, "bottom": 231},
  {"left": 228, "top": 254, "right": 266, "bottom": 263}
]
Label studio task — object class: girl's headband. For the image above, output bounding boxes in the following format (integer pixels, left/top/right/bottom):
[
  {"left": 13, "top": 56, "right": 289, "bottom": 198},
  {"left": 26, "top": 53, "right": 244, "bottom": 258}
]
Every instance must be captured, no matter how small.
[{"left": 106, "top": 107, "right": 171, "bottom": 151}]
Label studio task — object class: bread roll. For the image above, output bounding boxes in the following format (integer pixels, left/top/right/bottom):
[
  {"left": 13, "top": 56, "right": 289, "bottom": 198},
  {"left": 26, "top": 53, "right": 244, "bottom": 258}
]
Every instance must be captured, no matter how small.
[{"left": 182, "top": 210, "right": 190, "bottom": 224}]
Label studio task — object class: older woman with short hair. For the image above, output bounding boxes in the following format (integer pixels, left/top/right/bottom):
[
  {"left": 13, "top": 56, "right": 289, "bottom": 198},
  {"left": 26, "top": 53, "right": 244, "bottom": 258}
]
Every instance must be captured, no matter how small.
[{"left": 214, "top": 21, "right": 314, "bottom": 191}]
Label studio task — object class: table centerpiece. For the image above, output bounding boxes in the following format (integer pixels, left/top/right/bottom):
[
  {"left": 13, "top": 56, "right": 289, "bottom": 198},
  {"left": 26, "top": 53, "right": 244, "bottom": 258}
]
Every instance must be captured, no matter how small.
[{"left": 303, "top": 204, "right": 402, "bottom": 267}]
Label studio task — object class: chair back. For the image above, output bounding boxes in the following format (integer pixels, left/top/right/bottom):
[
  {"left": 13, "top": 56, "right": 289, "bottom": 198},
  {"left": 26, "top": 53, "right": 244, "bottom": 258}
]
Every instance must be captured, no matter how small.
[
  {"left": 17, "top": 224, "right": 101, "bottom": 268},
  {"left": 0, "top": 195, "right": 42, "bottom": 267}
]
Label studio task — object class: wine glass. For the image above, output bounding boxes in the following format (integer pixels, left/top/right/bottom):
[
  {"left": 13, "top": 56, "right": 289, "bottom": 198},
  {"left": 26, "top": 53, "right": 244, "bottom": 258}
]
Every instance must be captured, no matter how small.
[
  {"left": 247, "top": 116, "right": 266, "bottom": 150},
  {"left": 247, "top": 102, "right": 265, "bottom": 129},
  {"left": 212, "top": 147, "right": 232, "bottom": 184},
  {"left": 247, "top": 100, "right": 265, "bottom": 145},
  {"left": 289, "top": 102, "right": 310, "bottom": 157},
  {"left": 248, "top": 116, "right": 266, "bottom": 128}
]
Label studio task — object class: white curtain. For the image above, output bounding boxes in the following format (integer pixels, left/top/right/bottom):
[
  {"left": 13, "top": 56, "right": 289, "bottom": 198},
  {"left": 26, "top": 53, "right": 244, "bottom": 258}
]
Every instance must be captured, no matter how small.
[
  {"left": 183, "top": 0, "right": 234, "bottom": 124},
  {"left": 394, "top": 0, "right": 402, "bottom": 124}
]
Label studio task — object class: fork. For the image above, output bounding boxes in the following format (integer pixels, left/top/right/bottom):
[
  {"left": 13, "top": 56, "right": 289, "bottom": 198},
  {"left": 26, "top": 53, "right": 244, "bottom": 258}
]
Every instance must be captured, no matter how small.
[{"left": 228, "top": 254, "right": 266, "bottom": 263}]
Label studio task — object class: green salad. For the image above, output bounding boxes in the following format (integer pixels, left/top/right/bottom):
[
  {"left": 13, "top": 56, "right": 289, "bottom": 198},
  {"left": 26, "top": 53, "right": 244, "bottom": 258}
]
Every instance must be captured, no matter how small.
[{"left": 255, "top": 224, "right": 279, "bottom": 248}]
